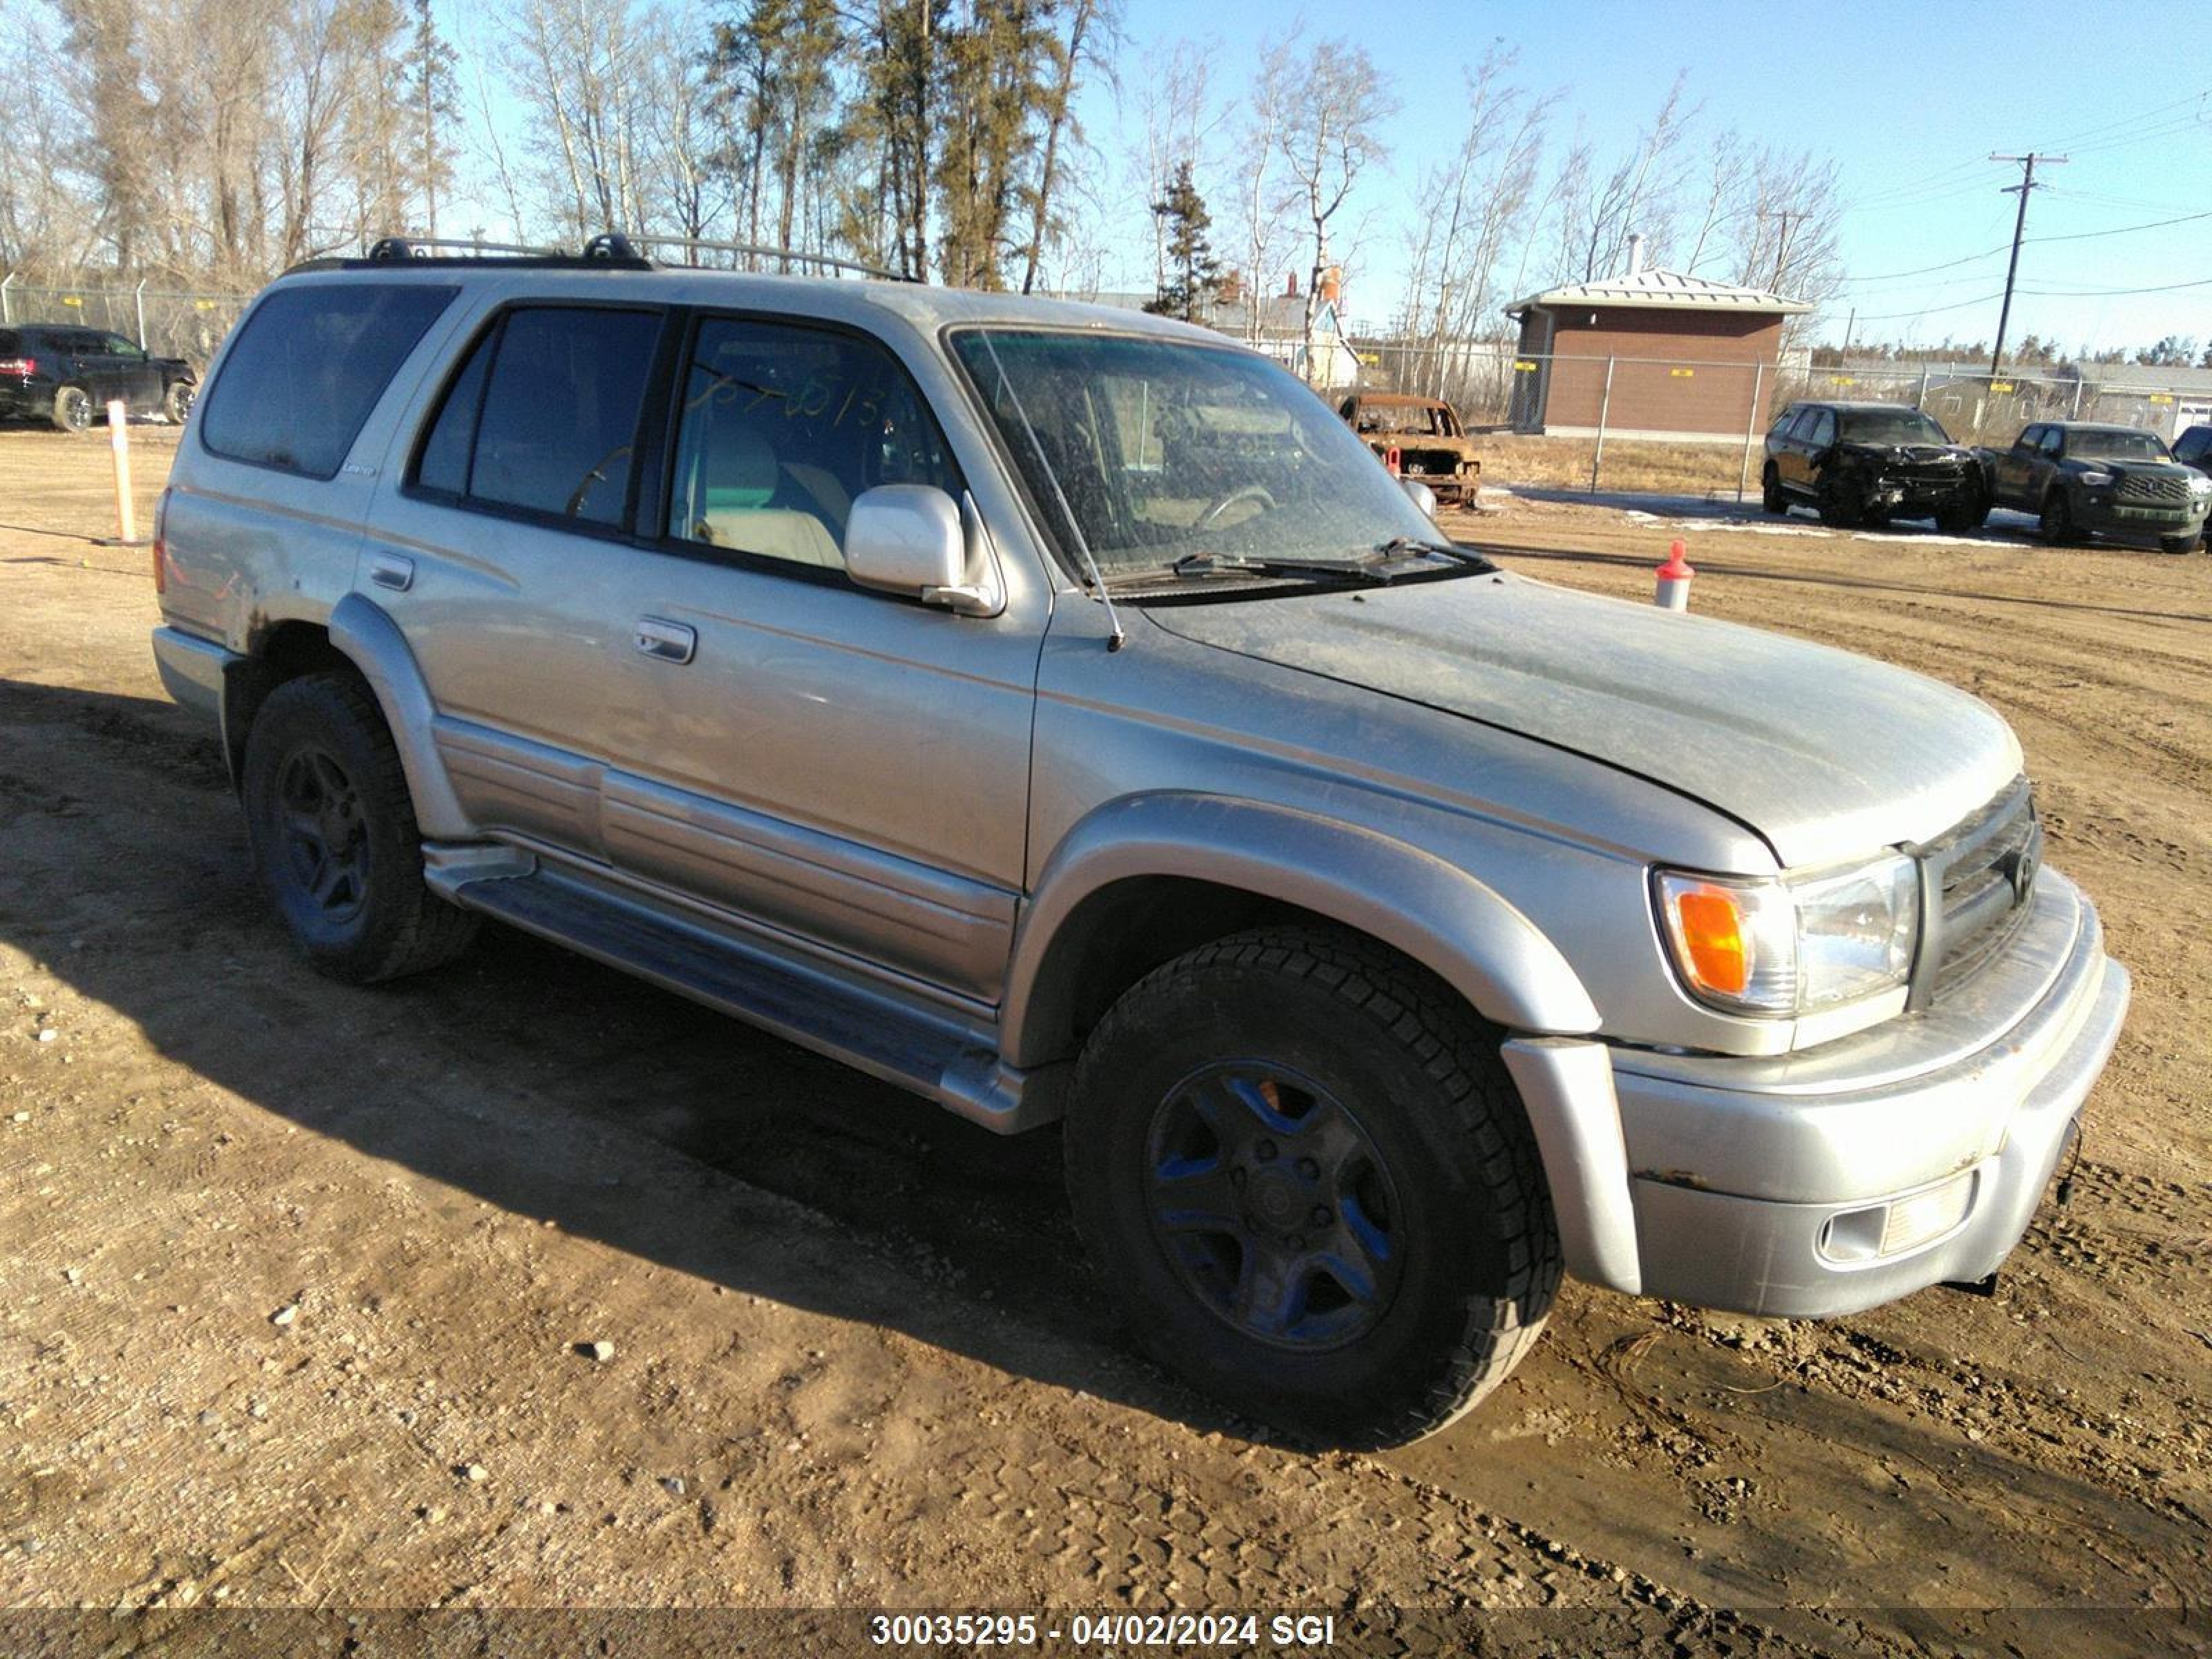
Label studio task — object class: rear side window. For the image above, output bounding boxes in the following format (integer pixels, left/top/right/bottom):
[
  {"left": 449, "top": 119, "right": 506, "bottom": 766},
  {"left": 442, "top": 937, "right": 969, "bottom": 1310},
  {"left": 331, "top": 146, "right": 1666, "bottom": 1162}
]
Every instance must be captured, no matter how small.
[
  {"left": 410, "top": 306, "right": 662, "bottom": 528},
  {"left": 200, "top": 283, "right": 456, "bottom": 479}
]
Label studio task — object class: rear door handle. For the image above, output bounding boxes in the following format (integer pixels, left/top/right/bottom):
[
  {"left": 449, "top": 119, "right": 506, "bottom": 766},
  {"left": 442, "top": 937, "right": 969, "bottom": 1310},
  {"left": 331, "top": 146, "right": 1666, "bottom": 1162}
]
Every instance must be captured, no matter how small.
[
  {"left": 368, "top": 553, "right": 413, "bottom": 592},
  {"left": 635, "top": 617, "right": 696, "bottom": 664}
]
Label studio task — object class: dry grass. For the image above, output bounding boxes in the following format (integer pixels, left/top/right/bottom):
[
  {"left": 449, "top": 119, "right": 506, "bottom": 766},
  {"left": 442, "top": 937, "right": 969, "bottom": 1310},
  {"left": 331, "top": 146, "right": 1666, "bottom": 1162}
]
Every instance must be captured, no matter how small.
[{"left": 1475, "top": 432, "right": 1763, "bottom": 499}]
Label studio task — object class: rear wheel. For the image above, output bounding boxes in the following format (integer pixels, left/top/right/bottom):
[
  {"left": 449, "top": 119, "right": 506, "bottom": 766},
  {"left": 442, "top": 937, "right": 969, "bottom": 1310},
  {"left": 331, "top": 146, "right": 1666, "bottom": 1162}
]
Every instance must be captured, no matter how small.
[
  {"left": 243, "top": 672, "right": 478, "bottom": 983},
  {"left": 1064, "top": 927, "right": 1559, "bottom": 1447},
  {"left": 51, "top": 385, "right": 92, "bottom": 433},
  {"left": 1760, "top": 463, "right": 1786, "bottom": 515},
  {"left": 2040, "top": 491, "right": 2077, "bottom": 546},
  {"left": 162, "top": 379, "right": 194, "bottom": 424}
]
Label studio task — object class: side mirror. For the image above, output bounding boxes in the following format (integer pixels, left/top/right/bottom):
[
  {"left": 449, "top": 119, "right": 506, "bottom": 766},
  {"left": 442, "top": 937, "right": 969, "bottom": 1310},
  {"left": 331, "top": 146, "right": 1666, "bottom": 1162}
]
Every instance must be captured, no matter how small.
[
  {"left": 1398, "top": 476, "right": 1438, "bottom": 519},
  {"left": 845, "top": 485, "right": 996, "bottom": 615}
]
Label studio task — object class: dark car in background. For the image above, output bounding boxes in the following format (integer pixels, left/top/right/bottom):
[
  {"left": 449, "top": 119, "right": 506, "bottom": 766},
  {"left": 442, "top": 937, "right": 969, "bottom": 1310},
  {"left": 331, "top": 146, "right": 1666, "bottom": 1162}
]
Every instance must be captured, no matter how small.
[
  {"left": 1976, "top": 422, "right": 2210, "bottom": 553},
  {"left": 1761, "top": 401, "right": 1986, "bottom": 532},
  {"left": 0, "top": 324, "right": 198, "bottom": 431}
]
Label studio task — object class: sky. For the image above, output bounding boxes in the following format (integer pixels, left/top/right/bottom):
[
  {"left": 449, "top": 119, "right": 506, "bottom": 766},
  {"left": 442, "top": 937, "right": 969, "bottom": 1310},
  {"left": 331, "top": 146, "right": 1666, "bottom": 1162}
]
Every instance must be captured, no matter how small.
[{"left": 442, "top": 0, "right": 2211, "bottom": 356}]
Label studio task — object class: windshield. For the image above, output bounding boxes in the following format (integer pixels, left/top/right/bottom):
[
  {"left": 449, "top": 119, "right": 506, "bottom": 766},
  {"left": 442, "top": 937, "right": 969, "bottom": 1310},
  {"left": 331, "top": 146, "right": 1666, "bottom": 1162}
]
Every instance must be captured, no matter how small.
[
  {"left": 1352, "top": 400, "right": 1456, "bottom": 437},
  {"left": 1837, "top": 409, "right": 1951, "bottom": 446},
  {"left": 952, "top": 328, "right": 1437, "bottom": 577},
  {"left": 2068, "top": 428, "right": 2170, "bottom": 463}
]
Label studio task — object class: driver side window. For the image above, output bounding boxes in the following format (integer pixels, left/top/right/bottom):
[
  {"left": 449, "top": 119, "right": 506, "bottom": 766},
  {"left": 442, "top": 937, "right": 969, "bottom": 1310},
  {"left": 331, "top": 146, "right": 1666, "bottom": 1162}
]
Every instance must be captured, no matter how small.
[{"left": 666, "top": 317, "right": 959, "bottom": 574}]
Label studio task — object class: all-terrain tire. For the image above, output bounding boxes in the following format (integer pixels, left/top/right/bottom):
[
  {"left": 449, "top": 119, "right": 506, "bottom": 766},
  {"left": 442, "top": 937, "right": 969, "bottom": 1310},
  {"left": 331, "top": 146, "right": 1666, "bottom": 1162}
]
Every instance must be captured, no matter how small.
[
  {"left": 52, "top": 385, "right": 93, "bottom": 433},
  {"left": 1064, "top": 926, "right": 1561, "bottom": 1448},
  {"left": 242, "top": 671, "right": 478, "bottom": 984},
  {"left": 2159, "top": 532, "right": 2201, "bottom": 554},
  {"left": 1761, "top": 463, "right": 1786, "bottom": 515},
  {"left": 2040, "top": 490, "right": 2077, "bottom": 546}
]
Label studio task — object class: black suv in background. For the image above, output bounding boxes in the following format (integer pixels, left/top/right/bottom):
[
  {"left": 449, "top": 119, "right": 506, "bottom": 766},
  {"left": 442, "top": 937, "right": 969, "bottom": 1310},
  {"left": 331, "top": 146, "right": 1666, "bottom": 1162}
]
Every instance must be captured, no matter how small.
[
  {"left": 0, "top": 324, "right": 198, "bottom": 431},
  {"left": 1761, "top": 401, "right": 1986, "bottom": 532}
]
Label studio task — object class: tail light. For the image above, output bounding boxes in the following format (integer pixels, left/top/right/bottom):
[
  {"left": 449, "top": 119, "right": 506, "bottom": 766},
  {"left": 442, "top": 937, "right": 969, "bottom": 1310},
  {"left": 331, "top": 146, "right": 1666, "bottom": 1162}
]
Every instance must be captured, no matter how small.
[
  {"left": 152, "top": 487, "right": 171, "bottom": 594},
  {"left": 0, "top": 357, "right": 35, "bottom": 377}
]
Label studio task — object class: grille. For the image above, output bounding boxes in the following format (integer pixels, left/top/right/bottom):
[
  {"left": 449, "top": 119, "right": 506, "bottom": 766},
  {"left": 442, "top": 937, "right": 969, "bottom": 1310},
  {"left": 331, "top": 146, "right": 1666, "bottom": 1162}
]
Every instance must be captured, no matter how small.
[
  {"left": 1913, "top": 778, "right": 2040, "bottom": 1005},
  {"left": 2117, "top": 473, "right": 2188, "bottom": 505}
]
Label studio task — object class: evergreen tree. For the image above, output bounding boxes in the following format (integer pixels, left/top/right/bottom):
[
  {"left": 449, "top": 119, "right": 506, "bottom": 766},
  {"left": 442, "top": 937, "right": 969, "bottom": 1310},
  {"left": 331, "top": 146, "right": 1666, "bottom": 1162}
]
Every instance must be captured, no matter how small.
[{"left": 1145, "top": 159, "right": 1219, "bottom": 321}]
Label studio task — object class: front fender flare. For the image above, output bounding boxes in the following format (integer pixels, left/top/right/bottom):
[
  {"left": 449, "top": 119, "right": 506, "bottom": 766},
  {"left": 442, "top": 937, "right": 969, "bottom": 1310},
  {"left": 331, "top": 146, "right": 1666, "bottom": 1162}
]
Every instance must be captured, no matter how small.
[
  {"left": 328, "top": 592, "right": 471, "bottom": 840},
  {"left": 1002, "top": 792, "right": 1602, "bottom": 1070}
]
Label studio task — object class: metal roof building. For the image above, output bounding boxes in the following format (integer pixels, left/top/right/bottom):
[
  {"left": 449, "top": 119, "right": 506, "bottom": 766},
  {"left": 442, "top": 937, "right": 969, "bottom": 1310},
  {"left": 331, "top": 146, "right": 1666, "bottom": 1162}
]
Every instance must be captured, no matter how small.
[{"left": 1504, "top": 252, "right": 1812, "bottom": 443}]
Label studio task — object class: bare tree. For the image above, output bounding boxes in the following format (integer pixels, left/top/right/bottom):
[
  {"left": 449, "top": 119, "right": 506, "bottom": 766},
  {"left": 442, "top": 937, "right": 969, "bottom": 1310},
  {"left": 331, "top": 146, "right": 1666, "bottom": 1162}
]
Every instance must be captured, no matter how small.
[
  {"left": 1567, "top": 71, "right": 1696, "bottom": 281},
  {"left": 1018, "top": 0, "right": 1116, "bottom": 294},
  {"left": 1127, "top": 35, "right": 1219, "bottom": 300},
  {"left": 1398, "top": 48, "right": 1549, "bottom": 391},
  {"left": 1232, "top": 37, "right": 1299, "bottom": 344},
  {"left": 1273, "top": 39, "right": 1393, "bottom": 379}
]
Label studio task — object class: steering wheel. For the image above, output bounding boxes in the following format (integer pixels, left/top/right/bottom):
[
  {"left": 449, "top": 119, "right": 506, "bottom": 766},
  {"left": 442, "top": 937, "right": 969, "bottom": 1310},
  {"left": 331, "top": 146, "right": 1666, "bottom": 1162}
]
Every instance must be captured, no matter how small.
[{"left": 1196, "top": 484, "right": 1276, "bottom": 527}]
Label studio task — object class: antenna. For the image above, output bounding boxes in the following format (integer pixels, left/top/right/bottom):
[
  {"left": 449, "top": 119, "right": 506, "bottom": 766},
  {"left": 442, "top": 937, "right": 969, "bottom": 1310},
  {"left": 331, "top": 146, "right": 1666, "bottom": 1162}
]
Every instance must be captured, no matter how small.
[{"left": 975, "top": 333, "right": 1127, "bottom": 653}]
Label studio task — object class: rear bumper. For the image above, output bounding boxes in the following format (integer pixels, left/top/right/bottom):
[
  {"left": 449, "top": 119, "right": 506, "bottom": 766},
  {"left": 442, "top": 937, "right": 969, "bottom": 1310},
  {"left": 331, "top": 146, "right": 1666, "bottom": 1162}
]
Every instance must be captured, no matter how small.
[
  {"left": 151, "top": 624, "right": 236, "bottom": 727},
  {"left": 1506, "top": 868, "right": 2128, "bottom": 1317}
]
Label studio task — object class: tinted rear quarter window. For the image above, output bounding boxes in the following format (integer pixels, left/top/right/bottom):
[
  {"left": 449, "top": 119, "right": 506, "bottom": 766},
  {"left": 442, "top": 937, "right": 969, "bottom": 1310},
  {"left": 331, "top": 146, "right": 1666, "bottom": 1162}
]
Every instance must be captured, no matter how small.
[
  {"left": 410, "top": 306, "right": 661, "bottom": 528},
  {"left": 200, "top": 283, "right": 456, "bottom": 479}
]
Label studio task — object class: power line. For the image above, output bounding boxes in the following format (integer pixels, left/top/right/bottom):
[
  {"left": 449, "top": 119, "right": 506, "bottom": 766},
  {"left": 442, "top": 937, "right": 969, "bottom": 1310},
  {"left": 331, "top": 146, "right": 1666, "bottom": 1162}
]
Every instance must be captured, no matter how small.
[
  {"left": 1988, "top": 152, "right": 2065, "bottom": 376},
  {"left": 1839, "top": 206, "right": 2212, "bottom": 288}
]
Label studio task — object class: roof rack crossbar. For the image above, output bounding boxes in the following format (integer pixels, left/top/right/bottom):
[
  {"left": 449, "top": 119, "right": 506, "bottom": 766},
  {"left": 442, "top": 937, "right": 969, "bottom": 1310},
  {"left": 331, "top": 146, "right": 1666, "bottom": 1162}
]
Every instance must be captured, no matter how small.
[
  {"left": 621, "top": 234, "right": 914, "bottom": 283},
  {"left": 365, "top": 235, "right": 565, "bottom": 261}
]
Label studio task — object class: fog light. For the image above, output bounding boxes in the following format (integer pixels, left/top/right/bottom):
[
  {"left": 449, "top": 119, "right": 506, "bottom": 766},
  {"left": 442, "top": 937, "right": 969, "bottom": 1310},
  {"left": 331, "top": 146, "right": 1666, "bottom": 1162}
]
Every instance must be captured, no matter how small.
[
  {"left": 1881, "top": 1173, "right": 1975, "bottom": 1255},
  {"left": 1821, "top": 1172, "right": 1976, "bottom": 1264}
]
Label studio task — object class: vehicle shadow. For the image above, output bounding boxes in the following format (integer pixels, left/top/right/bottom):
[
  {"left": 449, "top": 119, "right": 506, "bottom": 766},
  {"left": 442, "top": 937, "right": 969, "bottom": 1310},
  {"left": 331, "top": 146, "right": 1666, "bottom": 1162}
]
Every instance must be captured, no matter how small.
[
  {"left": 1482, "top": 540, "right": 2212, "bottom": 626},
  {"left": 0, "top": 673, "right": 1237, "bottom": 1436}
]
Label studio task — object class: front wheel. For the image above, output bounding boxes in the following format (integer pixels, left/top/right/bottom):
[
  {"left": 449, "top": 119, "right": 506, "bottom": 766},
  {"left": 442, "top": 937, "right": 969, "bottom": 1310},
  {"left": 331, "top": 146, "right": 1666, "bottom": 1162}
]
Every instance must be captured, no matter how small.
[
  {"left": 2160, "top": 532, "right": 2202, "bottom": 554},
  {"left": 2040, "top": 491, "right": 2077, "bottom": 546},
  {"left": 1936, "top": 489, "right": 1989, "bottom": 534},
  {"left": 1760, "top": 463, "right": 1786, "bottom": 515},
  {"left": 1064, "top": 928, "right": 1560, "bottom": 1447},
  {"left": 242, "top": 672, "right": 478, "bottom": 983},
  {"left": 1815, "top": 473, "right": 1862, "bottom": 528}
]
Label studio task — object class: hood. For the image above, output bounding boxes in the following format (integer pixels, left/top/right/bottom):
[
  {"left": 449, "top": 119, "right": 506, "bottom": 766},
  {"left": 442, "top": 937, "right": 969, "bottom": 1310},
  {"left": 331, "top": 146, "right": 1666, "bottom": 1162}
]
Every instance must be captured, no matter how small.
[
  {"left": 2077, "top": 458, "right": 2193, "bottom": 481},
  {"left": 1144, "top": 572, "right": 2022, "bottom": 869}
]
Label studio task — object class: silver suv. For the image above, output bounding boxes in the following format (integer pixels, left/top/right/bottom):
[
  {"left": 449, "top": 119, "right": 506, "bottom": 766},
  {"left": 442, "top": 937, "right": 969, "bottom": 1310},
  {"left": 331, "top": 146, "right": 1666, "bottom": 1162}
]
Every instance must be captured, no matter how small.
[{"left": 150, "top": 238, "right": 2130, "bottom": 1447}]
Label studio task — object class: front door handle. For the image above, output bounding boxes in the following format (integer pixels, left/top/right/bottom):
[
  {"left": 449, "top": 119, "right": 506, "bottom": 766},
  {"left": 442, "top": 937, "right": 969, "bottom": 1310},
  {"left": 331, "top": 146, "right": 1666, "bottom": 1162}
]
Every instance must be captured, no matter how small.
[
  {"left": 634, "top": 617, "right": 696, "bottom": 664},
  {"left": 368, "top": 553, "right": 413, "bottom": 592}
]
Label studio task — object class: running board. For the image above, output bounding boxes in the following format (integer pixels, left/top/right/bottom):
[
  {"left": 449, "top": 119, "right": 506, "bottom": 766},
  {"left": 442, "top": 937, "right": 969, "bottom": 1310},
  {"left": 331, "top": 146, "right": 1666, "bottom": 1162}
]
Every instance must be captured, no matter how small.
[{"left": 431, "top": 856, "right": 1054, "bottom": 1133}]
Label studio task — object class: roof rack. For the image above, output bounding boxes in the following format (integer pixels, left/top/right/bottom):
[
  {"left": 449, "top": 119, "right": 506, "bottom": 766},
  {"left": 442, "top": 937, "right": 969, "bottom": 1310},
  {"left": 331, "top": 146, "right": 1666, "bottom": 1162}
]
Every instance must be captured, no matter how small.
[
  {"left": 289, "top": 231, "right": 907, "bottom": 282},
  {"left": 620, "top": 234, "right": 915, "bottom": 283}
]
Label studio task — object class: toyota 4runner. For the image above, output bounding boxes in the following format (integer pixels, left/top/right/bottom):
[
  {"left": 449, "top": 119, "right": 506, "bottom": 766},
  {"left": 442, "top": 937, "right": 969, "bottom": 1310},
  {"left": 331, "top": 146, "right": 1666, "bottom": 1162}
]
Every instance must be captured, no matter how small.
[{"left": 151, "top": 238, "right": 2131, "bottom": 1447}]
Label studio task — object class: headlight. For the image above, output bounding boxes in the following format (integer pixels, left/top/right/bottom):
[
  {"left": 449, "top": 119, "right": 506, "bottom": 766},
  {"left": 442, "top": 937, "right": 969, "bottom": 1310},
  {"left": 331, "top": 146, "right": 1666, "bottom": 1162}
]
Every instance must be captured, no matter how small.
[
  {"left": 1655, "top": 855, "right": 1919, "bottom": 1018},
  {"left": 2188, "top": 474, "right": 2211, "bottom": 496},
  {"left": 2077, "top": 470, "right": 2112, "bottom": 487}
]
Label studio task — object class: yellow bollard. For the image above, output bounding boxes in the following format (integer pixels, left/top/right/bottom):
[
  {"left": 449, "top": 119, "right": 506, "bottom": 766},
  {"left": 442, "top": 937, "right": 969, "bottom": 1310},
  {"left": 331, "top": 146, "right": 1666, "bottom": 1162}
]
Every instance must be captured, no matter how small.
[{"left": 103, "top": 399, "right": 147, "bottom": 547}]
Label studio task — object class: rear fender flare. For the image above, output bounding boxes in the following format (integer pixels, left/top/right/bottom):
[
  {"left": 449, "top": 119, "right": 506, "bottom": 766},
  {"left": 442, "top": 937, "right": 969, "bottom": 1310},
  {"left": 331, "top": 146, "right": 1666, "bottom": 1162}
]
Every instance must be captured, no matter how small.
[
  {"left": 326, "top": 592, "right": 471, "bottom": 839},
  {"left": 1002, "top": 792, "right": 1602, "bottom": 1070}
]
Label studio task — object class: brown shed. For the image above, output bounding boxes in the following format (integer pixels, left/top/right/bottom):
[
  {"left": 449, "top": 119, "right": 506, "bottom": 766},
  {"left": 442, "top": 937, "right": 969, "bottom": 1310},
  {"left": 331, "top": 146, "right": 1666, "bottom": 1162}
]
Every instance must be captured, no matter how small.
[{"left": 1504, "top": 261, "right": 1812, "bottom": 443}]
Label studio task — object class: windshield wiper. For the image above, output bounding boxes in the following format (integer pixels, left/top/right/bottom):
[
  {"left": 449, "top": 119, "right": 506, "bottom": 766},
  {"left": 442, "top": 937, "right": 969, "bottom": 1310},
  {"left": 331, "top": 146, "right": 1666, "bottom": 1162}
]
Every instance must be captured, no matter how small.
[
  {"left": 1141, "top": 550, "right": 1386, "bottom": 584},
  {"left": 1372, "top": 536, "right": 1497, "bottom": 572}
]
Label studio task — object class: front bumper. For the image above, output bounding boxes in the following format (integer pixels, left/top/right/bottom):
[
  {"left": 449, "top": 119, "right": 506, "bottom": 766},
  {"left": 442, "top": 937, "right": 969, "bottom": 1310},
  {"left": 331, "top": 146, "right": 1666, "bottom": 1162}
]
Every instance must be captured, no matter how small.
[
  {"left": 1505, "top": 868, "right": 2128, "bottom": 1317},
  {"left": 2074, "top": 493, "right": 2208, "bottom": 537}
]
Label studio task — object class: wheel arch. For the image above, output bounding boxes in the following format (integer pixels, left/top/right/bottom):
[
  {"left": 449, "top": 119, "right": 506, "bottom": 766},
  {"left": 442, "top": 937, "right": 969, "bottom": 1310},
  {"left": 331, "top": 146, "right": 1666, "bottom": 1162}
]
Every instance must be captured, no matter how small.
[
  {"left": 1002, "top": 793, "right": 1602, "bottom": 1071},
  {"left": 223, "top": 595, "right": 469, "bottom": 840}
]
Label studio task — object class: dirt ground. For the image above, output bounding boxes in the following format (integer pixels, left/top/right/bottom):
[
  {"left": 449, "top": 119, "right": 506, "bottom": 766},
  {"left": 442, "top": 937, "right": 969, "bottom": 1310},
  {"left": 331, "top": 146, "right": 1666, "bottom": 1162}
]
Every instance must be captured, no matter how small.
[{"left": 1, "top": 426, "right": 2207, "bottom": 1656}]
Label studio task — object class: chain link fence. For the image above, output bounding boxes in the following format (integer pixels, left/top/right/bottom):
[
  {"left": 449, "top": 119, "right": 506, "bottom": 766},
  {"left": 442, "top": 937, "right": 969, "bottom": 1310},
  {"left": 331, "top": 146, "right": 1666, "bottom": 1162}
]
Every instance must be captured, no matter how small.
[
  {"left": 1, "top": 274, "right": 250, "bottom": 371},
  {"left": 1345, "top": 339, "right": 2212, "bottom": 501}
]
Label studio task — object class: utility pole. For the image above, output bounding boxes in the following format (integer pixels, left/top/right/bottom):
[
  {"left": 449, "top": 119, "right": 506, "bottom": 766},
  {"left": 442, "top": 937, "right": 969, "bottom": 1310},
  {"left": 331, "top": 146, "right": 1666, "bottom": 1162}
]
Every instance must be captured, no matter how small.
[{"left": 1989, "top": 152, "right": 2067, "bottom": 377}]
